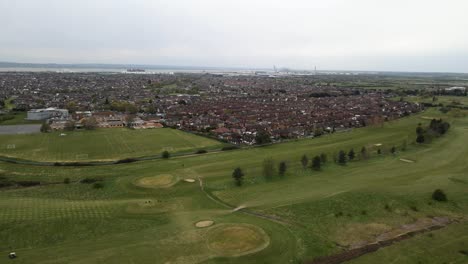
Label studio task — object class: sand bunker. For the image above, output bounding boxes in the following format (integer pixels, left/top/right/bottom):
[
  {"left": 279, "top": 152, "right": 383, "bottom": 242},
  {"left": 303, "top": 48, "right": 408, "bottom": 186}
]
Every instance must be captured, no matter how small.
[
  {"left": 195, "top": 220, "right": 214, "bottom": 228},
  {"left": 134, "top": 174, "right": 177, "bottom": 188},
  {"left": 206, "top": 224, "right": 270, "bottom": 257},
  {"left": 232, "top": 205, "right": 246, "bottom": 212},
  {"left": 399, "top": 158, "right": 415, "bottom": 163},
  {"left": 184, "top": 178, "right": 196, "bottom": 183},
  {"left": 374, "top": 143, "right": 383, "bottom": 147}
]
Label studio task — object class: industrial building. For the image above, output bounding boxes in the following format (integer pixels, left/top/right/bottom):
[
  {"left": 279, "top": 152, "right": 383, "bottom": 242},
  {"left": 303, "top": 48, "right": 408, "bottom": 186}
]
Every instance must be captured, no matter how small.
[{"left": 27, "top": 108, "right": 69, "bottom": 120}]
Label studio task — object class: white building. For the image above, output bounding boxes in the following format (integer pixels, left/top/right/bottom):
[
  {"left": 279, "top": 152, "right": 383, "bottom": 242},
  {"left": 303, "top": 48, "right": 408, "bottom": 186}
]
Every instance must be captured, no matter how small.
[{"left": 27, "top": 108, "right": 69, "bottom": 120}]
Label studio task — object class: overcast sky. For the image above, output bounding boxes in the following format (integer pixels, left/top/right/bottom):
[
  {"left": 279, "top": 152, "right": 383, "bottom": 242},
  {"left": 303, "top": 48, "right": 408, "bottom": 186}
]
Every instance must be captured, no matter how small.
[{"left": 1, "top": 0, "right": 468, "bottom": 72}]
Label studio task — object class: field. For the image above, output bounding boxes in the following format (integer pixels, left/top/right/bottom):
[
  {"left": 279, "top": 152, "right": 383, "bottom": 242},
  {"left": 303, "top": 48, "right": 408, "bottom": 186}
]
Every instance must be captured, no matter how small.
[
  {"left": 0, "top": 128, "right": 224, "bottom": 162},
  {"left": 0, "top": 108, "right": 467, "bottom": 263},
  {"left": 402, "top": 95, "right": 468, "bottom": 108},
  {"left": 0, "top": 112, "right": 42, "bottom": 125}
]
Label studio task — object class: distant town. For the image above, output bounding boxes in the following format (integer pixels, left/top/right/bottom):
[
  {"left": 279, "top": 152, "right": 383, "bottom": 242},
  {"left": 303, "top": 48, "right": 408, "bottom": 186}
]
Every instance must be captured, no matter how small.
[{"left": 2, "top": 70, "right": 466, "bottom": 144}]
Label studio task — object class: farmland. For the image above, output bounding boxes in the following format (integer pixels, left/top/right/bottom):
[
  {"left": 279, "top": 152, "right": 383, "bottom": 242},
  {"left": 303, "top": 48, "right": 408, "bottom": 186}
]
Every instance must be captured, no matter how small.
[
  {"left": 0, "top": 108, "right": 467, "bottom": 263},
  {"left": 0, "top": 128, "right": 224, "bottom": 162}
]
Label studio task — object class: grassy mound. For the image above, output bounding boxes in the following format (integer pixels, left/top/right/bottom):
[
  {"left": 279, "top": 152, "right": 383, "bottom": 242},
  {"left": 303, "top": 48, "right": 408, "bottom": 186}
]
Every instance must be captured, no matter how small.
[{"left": 206, "top": 224, "right": 270, "bottom": 257}]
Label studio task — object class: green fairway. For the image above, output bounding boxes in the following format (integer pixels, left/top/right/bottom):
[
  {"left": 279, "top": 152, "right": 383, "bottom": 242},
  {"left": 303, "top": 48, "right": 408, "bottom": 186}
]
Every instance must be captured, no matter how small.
[
  {"left": 0, "top": 108, "right": 467, "bottom": 263},
  {"left": 0, "top": 128, "right": 224, "bottom": 162}
]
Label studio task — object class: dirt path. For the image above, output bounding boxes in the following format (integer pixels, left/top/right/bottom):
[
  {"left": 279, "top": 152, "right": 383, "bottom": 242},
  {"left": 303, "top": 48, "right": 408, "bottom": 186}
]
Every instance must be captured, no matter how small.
[{"left": 305, "top": 217, "right": 459, "bottom": 264}]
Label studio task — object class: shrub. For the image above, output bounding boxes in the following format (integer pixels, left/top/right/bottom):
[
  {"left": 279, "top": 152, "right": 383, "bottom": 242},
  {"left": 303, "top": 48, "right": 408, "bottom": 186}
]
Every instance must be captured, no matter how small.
[
  {"left": 64, "top": 178, "right": 70, "bottom": 184},
  {"left": 16, "top": 181, "right": 41, "bottom": 187},
  {"left": 0, "top": 181, "right": 14, "bottom": 188},
  {"left": 221, "top": 145, "right": 239, "bottom": 151},
  {"left": 162, "top": 151, "right": 170, "bottom": 159},
  {"left": 116, "top": 158, "right": 137, "bottom": 164},
  {"left": 93, "top": 182, "right": 104, "bottom": 189},
  {"left": 195, "top": 149, "right": 207, "bottom": 154},
  {"left": 432, "top": 189, "right": 447, "bottom": 202},
  {"left": 384, "top": 203, "right": 391, "bottom": 211},
  {"left": 80, "top": 178, "right": 101, "bottom": 184}
]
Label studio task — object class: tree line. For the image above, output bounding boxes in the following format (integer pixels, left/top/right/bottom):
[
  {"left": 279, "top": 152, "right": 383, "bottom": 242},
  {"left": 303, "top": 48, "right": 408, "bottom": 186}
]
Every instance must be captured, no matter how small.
[{"left": 232, "top": 143, "right": 407, "bottom": 187}]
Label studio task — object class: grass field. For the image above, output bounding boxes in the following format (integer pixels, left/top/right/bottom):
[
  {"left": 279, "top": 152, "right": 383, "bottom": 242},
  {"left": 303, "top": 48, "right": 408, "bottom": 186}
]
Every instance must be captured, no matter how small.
[
  {"left": 0, "top": 128, "right": 224, "bottom": 161},
  {"left": 402, "top": 95, "right": 468, "bottom": 107},
  {"left": 0, "top": 112, "right": 42, "bottom": 125},
  {"left": 0, "top": 108, "right": 467, "bottom": 263}
]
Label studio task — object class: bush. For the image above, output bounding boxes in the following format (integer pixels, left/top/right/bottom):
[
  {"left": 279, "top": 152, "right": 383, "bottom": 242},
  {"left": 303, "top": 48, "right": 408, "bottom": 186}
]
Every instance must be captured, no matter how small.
[
  {"left": 80, "top": 178, "right": 101, "bottom": 184},
  {"left": 384, "top": 203, "right": 391, "bottom": 211},
  {"left": 0, "top": 181, "right": 14, "bottom": 188},
  {"left": 116, "top": 158, "right": 137, "bottom": 164},
  {"left": 93, "top": 182, "right": 104, "bottom": 189},
  {"left": 16, "top": 181, "right": 41, "bottom": 187},
  {"left": 432, "top": 189, "right": 447, "bottom": 202},
  {"left": 221, "top": 145, "right": 239, "bottom": 151},
  {"left": 195, "top": 149, "right": 207, "bottom": 154},
  {"left": 162, "top": 150, "right": 170, "bottom": 159}
]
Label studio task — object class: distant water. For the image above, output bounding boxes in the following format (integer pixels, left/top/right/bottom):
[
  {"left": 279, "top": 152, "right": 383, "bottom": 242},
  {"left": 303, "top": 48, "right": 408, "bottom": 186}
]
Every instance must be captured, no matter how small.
[{"left": 0, "top": 67, "right": 244, "bottom": 74}]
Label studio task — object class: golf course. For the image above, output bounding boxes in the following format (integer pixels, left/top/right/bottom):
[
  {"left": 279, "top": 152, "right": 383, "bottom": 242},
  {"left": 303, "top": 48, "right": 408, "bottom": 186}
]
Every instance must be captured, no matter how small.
[{"left": 0, "top": 107, "right": 467, "bottom": 263}]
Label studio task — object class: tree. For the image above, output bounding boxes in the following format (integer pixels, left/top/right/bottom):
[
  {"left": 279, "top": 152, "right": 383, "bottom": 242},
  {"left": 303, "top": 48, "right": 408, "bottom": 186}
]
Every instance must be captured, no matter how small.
[
  {"left": 311, "top": 155, "right": 321, "bottom": 171},
  {"left": 338, "top": 150, "right": 347, "bottom": 165},
  {"left": 432, "top": 189, "right": 447, "bottom": 202},
  {"left": 301, "top": 154, "right": 309, "bottom": 169},
  {"left": 360, "top": 146, "right": 368, "bottom": 159},
  {"left": 262, "top": 158, "right": 276, "bottom": 180},
  {"left": 416, "top": 123, "right": 424, "bottom": 135},
  {"left": 278, "top": 161, "right": 287, "bottom": 177},
  {"left": 232, "top": 167, "right": 244, "bottom": 186},
  {"left": 390, "top": 146, "right": 396, "bottom": 154},
  {"left": 66, "top": 101, "right": 78, "bottom": 113},
  {"left": 348, "top": 148, "right": 355, "bottom": 161},
  {"left": 416, "top": 134, "right": 425, "bottom": 143},
  {"left": 40, "top": 122, "right": 51, "bottom": 133},
  {"left": 162, "top": 150, "right": 170, "bottom": 159},
  {"left": 377, "top": 148, "right": 382, "bottom": 155},
  {"left": 64, "top": 120, "right": 75, "bottom": 131},
  {"left": 255, "top": 131, "right": 272, "bottom": 145},
  {"left": 320, "top": 153, "right": 327, "bottom": 163},
  {"left": 83, "top": 117, "right": 98, "bottom": 130}
]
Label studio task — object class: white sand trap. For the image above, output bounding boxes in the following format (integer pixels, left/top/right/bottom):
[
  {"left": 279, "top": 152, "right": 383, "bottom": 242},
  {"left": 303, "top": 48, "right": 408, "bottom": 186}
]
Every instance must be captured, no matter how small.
[
  {"left": 400, "top": 158, "right": 415, "bottom": 163},
  {"left": 232, "top": 205, "right": 246, "bottom": 212},
  {"left": 184, "top": 178, "right": 196, "bottom": 183},
  {"left": 195, "top": 220, "right": 214, "bottom": 228},
  {"left": 374, "top": 143, "right": 383, "bottom": 147}
]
